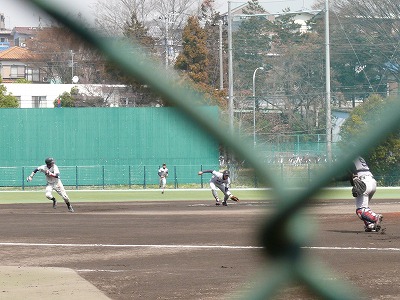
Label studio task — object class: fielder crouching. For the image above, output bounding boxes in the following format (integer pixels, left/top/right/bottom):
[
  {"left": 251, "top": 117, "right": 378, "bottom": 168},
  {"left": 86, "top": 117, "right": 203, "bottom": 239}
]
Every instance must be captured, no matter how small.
[
  {"left": 198, "top": 169, "right": 239, "bottom": 206},
  {"left": 26, "top": 157, "right": 74, "bottom": 212}
]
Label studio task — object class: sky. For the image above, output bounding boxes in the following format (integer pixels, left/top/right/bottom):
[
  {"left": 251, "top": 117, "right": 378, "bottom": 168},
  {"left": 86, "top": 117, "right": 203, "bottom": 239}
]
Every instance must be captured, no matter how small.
[{"left": 1, "top": 0, "right": 317, "bottom": 29}]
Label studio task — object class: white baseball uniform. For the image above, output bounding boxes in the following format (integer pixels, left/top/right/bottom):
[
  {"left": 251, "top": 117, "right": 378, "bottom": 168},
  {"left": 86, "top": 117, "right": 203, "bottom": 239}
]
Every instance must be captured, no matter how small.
[
  {"left": 35, "top": 164, "right": 70, "bottom": 201},
  {"left": 158, "top": 165, "right": 168, "bottom": 193},
  {"left": 202, "top": 170, "right": 232, "bottom": 204},
  {"left": 28, "top": 160, "right": 73, "bottom": 212}
]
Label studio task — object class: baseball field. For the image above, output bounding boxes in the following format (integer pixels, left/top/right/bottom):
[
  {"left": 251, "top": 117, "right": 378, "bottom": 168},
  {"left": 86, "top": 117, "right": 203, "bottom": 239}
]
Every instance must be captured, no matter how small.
[{"left": 1, "top": 188, "right": 400, "bottom": 299}]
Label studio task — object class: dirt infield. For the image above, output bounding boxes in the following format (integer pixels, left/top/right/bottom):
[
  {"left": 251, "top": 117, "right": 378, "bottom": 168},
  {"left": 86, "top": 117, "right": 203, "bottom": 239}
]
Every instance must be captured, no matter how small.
[{"left": 1, "top": 198, "right": 400, "bottom": 299}]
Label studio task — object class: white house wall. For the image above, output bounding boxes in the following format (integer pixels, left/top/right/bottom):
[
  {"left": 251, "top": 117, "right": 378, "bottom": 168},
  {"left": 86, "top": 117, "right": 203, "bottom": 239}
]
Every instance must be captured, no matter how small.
[{"left": 3, "top": 84, "right": 125, "bottom": 108}]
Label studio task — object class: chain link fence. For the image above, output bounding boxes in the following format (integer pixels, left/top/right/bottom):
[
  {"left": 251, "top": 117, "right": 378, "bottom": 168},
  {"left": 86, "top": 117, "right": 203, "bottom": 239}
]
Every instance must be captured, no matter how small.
[{"left": 15, "top": 1, "right": 400, "bottom": 299}]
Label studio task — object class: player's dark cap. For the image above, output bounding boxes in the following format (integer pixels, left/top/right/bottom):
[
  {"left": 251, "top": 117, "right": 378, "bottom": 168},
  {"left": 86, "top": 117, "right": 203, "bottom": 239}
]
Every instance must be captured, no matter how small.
[{"left": 223, "top": 170, "right": 230, "bottom": 177}]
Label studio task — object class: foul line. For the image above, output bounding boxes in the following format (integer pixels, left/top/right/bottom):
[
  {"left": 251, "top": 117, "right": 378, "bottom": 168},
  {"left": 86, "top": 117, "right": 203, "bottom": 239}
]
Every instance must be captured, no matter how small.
[
  {"left": 303, "top": 246, "right": 400, "bottom": 251},
  {"left": 0, "top": 242, "right": 260, "bottom": 249},
  {"left": 1, "top": 242, "right": 400, "bottom": 252}
]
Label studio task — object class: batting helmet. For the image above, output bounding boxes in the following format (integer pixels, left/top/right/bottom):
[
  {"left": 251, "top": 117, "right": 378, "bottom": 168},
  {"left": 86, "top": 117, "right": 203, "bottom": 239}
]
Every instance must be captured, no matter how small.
[{"left": 45, "top": 157, "right": 55, "bottom": 167}]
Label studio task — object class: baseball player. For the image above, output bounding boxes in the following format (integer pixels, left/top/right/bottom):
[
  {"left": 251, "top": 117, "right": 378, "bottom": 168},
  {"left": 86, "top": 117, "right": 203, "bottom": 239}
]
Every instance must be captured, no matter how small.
[
  {"left": 26, "top": 157, "right": 74, "bottom": 212},
  {"left": 350, "top": 156, "right": 382, "bottom": 232},
  {"left": 158, "top": 163, "right": 168, "bottom": 194},
  {"left": 197, "top": 169, "right": 239, "bottom": 206}
]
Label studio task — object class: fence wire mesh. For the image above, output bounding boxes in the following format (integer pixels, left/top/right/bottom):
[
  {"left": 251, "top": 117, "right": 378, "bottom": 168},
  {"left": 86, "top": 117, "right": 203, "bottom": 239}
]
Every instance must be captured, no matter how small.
[{"left": 26, "top": 1, "right": 400, "bottom": 299}]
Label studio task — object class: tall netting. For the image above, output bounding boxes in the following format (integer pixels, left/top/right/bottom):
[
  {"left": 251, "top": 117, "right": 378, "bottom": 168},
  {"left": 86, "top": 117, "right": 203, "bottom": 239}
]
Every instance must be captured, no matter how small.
[{"left": 9, "top": 1, "right": 400, "bottom": 299}]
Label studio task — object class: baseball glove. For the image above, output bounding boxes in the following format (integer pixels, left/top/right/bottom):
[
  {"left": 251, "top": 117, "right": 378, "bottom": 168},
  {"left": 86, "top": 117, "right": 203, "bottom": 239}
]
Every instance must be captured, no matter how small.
[
  {"left": 230, "top": 195, "right": 240, "bottom": 202},
  {"left": 352, "top": 177, "right": 366, "bottom": 197}
]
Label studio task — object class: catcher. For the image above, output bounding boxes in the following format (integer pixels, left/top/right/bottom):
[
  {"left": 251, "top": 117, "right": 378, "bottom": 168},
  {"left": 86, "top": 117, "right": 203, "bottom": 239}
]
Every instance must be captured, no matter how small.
[
  {"left": 198, "top": 169, "right": 239, "bottom": 206},
  {"left": 350, "top": 156, "right": 383, "bottom": 232}
]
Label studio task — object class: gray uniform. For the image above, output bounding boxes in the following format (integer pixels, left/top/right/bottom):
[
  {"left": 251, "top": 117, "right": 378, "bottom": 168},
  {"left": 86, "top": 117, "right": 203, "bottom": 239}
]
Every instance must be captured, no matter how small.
[
  {"left": 27, "top": 158, "right": 73, "bottom": 212},
  {"left": 202, "top": 170, "right": 232, "bottom": 205}
]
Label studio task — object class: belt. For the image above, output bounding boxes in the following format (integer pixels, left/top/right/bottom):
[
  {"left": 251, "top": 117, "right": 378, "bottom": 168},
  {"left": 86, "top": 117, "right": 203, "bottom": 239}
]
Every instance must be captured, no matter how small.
[{"left": 359, "top": 174, "right": 373, "bottom": 180}]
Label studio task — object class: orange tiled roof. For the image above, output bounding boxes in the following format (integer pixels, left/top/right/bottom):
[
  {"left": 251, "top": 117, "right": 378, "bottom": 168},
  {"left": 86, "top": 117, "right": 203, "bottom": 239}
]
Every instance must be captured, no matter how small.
[{"left": 0, "top": 46, "right": 32, "bottom": 60}]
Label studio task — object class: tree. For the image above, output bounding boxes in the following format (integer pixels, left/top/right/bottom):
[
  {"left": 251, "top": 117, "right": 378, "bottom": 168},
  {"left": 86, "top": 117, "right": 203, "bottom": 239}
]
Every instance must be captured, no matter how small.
[
  {"left": 54, "top": 88, "right": 79, "bottom": 107},
  {"left": 27, "top": 23, "right": 106, "bottom": 84},
  {"left": 94, "top": 0, "right": 200, "bottom": 68},
  {"left": 0, "top": 83, "right": 19, "bottom": 108},
  {"left": 200, "top": 0, "right": 228, "bottom": 90},
  {"left": 53, "top": 87, "right": 109, "bottom": 107},
  {"left": 174, "top": 14, "right": 227, "bottom": 108},
  {"left": 311, "top": 0, "right": 399, "bottom": 102},
  {"left": 104, "top": 12, "right": 163, "bottom": 106},
  {"left": 339, "top": 94, "right": 400, "bottom": 184},
  {"left": 175, "top": 16, "right": 209, "bottom": 84},
  {"left": 94, "top": 0, "right": 156, "bottom": 36},
  {"left": 232, "top": 1, "right": 272, "bottom": 90}
]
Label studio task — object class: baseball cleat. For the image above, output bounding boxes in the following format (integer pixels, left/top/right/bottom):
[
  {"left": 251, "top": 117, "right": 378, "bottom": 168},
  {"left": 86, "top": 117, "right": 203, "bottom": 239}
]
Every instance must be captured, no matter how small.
[
  {"left": 375, "top": 214, "right": 383, "bottom": 232},
  {"left": 364, "top": 223, "right": 375, "bottom": 232},
  {"left": 67, "top": 204, "right": 74, "bottom": 213},
  {"left": 222, "top": 201, "right": 228, "bottom": 206},
  {"left": 52, "top": 199, "right": 57, "bottom": 209}
]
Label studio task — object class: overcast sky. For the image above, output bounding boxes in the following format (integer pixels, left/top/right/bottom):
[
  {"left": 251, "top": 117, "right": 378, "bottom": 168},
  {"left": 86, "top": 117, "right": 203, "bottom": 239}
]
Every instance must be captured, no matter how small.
[{"left": 1, "top": 0, "right": 316, "bottom": 29}]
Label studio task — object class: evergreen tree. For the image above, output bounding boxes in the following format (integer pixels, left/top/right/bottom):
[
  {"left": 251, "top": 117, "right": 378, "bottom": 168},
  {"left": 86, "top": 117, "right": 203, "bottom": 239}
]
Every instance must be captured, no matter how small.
[{"left": 175, "top": 16, "right": 209, "bottom": 85}]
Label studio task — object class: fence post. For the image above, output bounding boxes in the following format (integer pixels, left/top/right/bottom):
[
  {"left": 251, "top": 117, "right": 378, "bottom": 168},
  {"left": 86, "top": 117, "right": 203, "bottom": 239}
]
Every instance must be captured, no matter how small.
[
  {"left": 174, "top": 166, "right": 177, "bottom": 189},
  {"left": 102, "top": 166, "right": 105, "bottom": 189},
  {"left": 200, "top": 164, "right": 203, "bottom": 188},
  {"left": 129, "top": 165, "right": 131, "bottom": 189},
  {"left": 22, "top": 167, "right": 25, "bottom": 191},
  {"left": 75, "top": 166, "right": 78, "bottom": 190},
  {"left": 143, "top": 166, "right": 146, "bottom": 189}
]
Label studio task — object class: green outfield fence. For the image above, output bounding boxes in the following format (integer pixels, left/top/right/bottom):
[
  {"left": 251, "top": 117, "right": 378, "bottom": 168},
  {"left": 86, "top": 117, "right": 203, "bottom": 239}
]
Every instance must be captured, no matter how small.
[
  {"left": 2, "top": 163, "right": 399, "bottom": 190},
  {"left": 12, "top": 1, "right": 400, "bottom": 299},
  {"left": 0, "top": 164, "right": 217, "bottom": 189}
]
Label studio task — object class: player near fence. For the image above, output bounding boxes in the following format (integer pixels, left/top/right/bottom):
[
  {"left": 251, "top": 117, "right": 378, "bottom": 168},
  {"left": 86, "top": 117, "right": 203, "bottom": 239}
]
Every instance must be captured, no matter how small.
[
  {"left": 26, "top": 157, "right": 74, "bottom": 212},
  {"left": 350, "top": 156, "right": 383, "bottom": 232},
  {"left": 197, "top": 169, "right": 239, "bottom": 206},
  {"left": 158, "top": 163, "right": 168, "bottom": 194}
]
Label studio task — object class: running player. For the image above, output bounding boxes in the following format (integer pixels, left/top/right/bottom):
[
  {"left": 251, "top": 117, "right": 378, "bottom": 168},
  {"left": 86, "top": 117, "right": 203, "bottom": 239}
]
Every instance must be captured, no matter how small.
[{"left": 26, "top": 157, "right": 74, "bottom": 212}]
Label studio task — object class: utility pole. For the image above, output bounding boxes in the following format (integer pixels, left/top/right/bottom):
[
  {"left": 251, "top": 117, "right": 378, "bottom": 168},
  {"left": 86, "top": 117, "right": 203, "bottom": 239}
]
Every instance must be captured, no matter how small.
[
  {"left": 219, "top": 19, "right": 224, "bottom": 90},
  {"left": 227, "top": 2, "right": 234, "bottom": 135},
  {"left": 165, "top": 15, "right": 169, "bottom": 69},
  {"left": 325, "top": 0, "right": 332, "bottom": 162}
]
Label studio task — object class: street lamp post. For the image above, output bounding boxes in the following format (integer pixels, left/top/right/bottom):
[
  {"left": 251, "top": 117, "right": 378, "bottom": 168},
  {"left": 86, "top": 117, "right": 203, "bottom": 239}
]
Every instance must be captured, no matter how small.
[{"left": 252, "top": 67, "right": 264, "bottom": 147}]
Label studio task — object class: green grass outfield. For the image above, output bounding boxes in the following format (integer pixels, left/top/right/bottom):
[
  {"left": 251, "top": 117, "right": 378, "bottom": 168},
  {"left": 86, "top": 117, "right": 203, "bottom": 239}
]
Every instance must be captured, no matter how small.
[{"left": 0, "top": 187, "right": 399, "bottom": 204}]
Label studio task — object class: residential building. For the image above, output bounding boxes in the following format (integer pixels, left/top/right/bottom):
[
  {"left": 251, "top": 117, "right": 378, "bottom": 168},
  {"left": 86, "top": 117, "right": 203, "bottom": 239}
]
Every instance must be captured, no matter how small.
[
  {"left": 0, "top": 46, "right": 44, "bottom": 83},
  {"left": 0, "top": 13, "right": 13, "bottom": 51}
]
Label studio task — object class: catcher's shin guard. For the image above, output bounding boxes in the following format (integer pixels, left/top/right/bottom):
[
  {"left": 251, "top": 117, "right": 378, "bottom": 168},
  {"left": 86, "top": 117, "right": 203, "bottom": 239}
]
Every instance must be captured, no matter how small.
[{"left": 356, "top": 207, "right": 378, "bottom": 224}]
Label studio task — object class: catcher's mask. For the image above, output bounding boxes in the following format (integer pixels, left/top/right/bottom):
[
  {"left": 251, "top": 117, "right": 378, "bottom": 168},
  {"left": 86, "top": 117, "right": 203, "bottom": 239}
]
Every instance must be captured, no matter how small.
[
  {"left": 45, "top": 157, "right": 55, "bottom": 167},
  {"left": 223, "top": 170, "right": 230, "bottom": 177}
]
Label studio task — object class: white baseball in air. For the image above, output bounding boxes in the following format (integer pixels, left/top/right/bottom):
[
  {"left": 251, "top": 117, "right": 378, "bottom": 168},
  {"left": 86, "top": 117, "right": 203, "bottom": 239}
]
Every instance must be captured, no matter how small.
[{"left": 72, "top": 76, "right": 79, "bottom": 83}]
